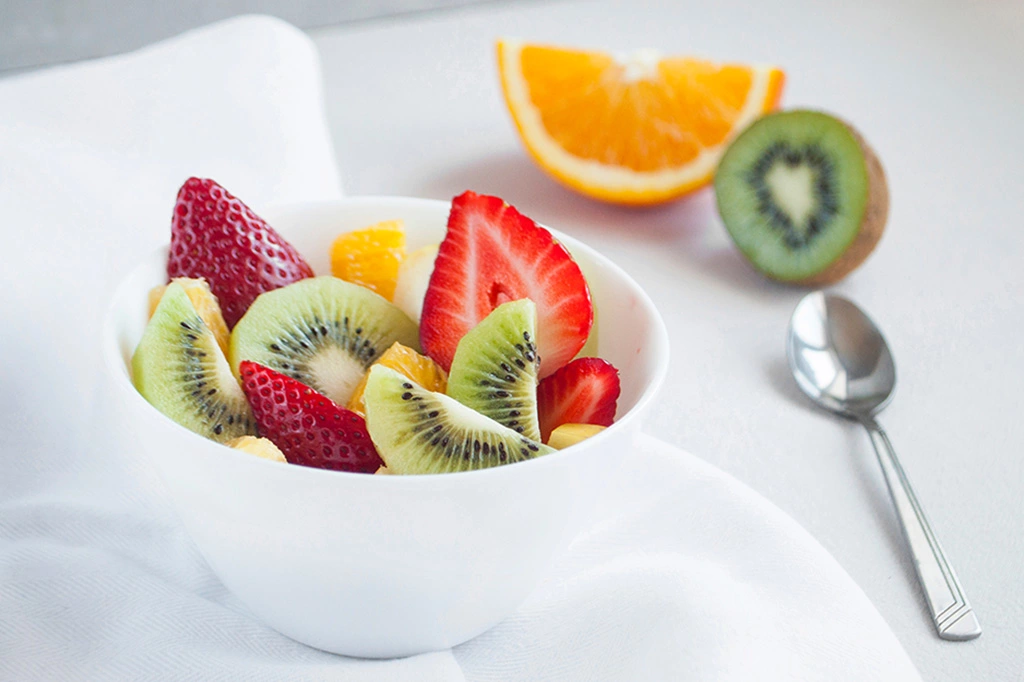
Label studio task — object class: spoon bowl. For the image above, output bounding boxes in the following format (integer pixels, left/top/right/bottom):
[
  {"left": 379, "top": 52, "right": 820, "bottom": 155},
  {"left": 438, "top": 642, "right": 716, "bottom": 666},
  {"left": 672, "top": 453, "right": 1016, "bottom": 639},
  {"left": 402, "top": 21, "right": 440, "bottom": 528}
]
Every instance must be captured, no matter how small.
[{"left": 787, "top": 292, "right": 896, "bottom": 418}]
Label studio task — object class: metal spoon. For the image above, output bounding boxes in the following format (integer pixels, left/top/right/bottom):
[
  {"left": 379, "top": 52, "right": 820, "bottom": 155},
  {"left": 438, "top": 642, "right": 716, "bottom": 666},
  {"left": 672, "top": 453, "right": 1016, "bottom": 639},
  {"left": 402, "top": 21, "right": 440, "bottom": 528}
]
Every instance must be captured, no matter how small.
[{"left": 787, "top": 291, "right": 981, "bottom": 641}]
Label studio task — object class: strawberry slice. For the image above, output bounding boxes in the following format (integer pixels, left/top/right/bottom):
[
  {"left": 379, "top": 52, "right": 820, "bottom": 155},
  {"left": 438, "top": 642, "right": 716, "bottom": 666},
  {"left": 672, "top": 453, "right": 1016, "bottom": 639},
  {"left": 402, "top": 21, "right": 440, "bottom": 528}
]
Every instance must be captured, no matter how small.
[
  {"left": 537, "top": 357, "right": 620, "bottom": 442},
  {"left": 239, "top": 361, "right": 382, "bottom": 473},
  {"left": 168, "top": 178, "right": 314, "bottom": 328},
  {"left": 420, "top": 191, "right": 593, "bottom": 377}
]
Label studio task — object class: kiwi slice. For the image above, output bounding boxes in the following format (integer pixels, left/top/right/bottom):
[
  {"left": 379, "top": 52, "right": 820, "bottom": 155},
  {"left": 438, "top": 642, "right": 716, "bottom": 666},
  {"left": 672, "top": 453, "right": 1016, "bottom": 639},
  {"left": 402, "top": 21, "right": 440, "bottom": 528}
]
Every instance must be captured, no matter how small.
[
  {"left": 715, "top": 110, "right": 889, "bottom": 285},
  {"left": 132, "top": 282, "right": 256, "bottom": 442},
  {"left": 230, "top": 277, "right": 420, "bottom": 406},
  {"left": 363, "top": 365, "right": 554, "bottom": 474},
  {"left": 447, "top": 299, "right": 541, "bottom": 442}
]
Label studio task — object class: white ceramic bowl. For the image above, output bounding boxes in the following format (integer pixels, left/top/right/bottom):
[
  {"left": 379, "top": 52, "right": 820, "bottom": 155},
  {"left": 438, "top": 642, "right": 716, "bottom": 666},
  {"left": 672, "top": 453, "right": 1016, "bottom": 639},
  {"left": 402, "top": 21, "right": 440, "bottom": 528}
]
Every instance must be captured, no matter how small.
[{"left": 103, "top": 197, "right": 669, "bottom": 658}]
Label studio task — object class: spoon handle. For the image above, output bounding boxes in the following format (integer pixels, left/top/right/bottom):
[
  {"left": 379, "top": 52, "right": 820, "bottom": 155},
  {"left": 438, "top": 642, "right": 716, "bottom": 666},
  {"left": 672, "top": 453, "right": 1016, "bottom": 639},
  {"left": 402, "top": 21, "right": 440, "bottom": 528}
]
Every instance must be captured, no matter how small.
[{"left": 861, "top": 419, "right": 981, "bottom": 641}]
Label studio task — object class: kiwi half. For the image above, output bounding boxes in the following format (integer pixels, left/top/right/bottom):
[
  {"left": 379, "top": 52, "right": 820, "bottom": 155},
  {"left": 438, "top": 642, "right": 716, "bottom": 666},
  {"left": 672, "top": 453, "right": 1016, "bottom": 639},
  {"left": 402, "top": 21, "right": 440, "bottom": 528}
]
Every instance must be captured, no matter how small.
[
  {"left": 230, "top": 277, "right": 420, "bottom": 406},
  {"left": 714, "top": 110, "right": 888, "bottom": 285},
  {"left": 447, "top": 299, "right": 541, "bottom": 442},
  {"left": 363, "top": 365, "right": 553, "bottom": 474},
  {"left": 132, "top": 282, "right": 256, "bottom": 442}
]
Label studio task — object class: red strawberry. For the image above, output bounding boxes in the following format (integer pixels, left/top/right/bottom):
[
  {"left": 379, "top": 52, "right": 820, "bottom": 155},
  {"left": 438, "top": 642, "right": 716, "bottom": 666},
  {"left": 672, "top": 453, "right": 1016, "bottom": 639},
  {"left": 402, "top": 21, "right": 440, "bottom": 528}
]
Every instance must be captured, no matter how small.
[
  {"left": 537, "top": 358, "right": 620, "bottom": 442},
  {"left": 168, "top": 178, "right": 314, "bottom": 328},
  {"left": 420, "top": 191, "right": 593, "bottom": 378},
  {"left": 239, "top": 361, "right": 382, "bottom": 473}
]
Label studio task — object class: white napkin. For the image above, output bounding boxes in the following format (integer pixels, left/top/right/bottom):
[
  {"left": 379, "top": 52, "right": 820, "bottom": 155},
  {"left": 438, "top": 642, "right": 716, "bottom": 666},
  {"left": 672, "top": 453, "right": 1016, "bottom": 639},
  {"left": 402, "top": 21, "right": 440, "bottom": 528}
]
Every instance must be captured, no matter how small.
[{"left": 0, "top": 16, "right": 921, "bottom": 681}]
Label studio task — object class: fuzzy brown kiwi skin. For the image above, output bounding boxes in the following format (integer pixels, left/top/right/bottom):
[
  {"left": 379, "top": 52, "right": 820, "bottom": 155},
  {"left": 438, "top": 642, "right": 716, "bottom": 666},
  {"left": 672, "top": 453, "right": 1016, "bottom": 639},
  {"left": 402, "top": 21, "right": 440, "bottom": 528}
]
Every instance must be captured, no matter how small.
[{"left": 792, "top": 123, "right": 889, "bottom": 286}]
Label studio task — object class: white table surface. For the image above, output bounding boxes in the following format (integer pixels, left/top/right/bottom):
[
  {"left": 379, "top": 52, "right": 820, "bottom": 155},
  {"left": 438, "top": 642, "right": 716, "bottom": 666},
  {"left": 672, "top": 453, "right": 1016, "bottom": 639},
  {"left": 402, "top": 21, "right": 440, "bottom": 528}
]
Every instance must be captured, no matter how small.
[{"left": 309, "top": 1, "right": 1024, "bottom": 679}]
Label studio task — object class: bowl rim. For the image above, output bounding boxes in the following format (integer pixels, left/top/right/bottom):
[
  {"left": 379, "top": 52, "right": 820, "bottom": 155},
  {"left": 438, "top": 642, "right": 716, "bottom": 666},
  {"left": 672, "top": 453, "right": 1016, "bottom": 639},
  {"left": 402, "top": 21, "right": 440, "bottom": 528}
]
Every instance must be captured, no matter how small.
[{"left": 102, "top": 195, "right": 670, "bottom": 485}]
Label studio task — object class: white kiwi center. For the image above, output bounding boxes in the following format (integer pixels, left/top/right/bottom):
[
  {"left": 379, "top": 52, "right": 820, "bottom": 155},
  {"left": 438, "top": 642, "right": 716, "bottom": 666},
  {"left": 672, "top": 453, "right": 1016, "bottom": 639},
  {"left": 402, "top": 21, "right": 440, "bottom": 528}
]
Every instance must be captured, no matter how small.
[
  {"left": 765, "top": 162, "right": 818, "bottom": 236},
  {"left": 307, "top": 345, "right": 367, "bottom": 405}
]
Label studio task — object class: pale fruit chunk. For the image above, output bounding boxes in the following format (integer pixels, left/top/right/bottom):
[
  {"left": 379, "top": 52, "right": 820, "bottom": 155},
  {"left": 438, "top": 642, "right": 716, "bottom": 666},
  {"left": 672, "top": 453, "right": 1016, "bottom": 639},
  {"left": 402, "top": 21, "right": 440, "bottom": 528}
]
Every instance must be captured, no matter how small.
[
  {"left": 227, "top": 435, "right": 287, "bottom": 463},
  {"left": 547, "top": 423, "right": 606, "bottom": 450},
  {"left": 149, "top": 277, "right": 230, "bottom": 355},
  {"left": 392, "top": 243, "right": 439, "bottom": 324}
]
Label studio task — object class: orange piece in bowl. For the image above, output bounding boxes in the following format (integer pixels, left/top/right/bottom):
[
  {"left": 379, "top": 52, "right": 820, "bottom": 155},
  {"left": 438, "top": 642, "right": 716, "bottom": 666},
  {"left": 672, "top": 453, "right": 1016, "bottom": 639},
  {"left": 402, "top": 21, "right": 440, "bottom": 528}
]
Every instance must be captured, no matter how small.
[
  {"left": 497, "top": 39, "right": 785, "bottom": 205},
  {"left": 330, "top": 220, "right": 406, "bottom": 300},
  {"left": 347, "top": 342, "right": 448, "bottom": 415}
]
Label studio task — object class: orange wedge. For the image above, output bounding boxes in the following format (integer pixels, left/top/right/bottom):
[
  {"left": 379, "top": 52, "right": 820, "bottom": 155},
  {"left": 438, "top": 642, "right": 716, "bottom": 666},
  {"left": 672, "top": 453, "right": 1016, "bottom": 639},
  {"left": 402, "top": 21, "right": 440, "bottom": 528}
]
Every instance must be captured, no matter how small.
[
  {"left": 330, "top": 220, "right": 406, "bottom": 300},
  {"left": 347, "top": 342, "right": 447, "bottom": 415},
  {"left": 148, "top": 277, "right": 230, "bottom": 355},
  {"left": 497, "top": 39, "right": 785, "bottom": 205}
]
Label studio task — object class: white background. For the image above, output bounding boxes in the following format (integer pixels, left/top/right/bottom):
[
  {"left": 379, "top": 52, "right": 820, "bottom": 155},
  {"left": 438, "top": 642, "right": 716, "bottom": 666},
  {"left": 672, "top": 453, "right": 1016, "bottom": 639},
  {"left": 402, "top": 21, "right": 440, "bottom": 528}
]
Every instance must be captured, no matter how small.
[{"left": 308, "top": 1, "right": 1024, "bottom": 680}]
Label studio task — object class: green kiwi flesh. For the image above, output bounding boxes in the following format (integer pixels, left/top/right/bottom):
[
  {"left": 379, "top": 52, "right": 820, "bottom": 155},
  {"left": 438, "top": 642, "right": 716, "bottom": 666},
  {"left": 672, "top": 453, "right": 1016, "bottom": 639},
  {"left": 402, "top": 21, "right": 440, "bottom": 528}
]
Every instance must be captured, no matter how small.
[
  {"left": 363, "top": 365, "right": 554, "bottom": 474},
  {"left": 230, "top": 277, "right": 420, "bottom": 406},
  {"left": 447, "top": 299, "right": 541, "bottom": 442},
  {"left": 715, "top": 110, "right": 888, "bottom": 284},
  {"left": 132, "top": 282, "right": 255, "bottom": 442}
]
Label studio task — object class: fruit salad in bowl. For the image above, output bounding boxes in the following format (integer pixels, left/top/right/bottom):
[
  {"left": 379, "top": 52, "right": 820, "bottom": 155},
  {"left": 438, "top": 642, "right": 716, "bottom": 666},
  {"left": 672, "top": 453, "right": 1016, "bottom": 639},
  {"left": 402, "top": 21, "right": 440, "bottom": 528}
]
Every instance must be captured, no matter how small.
[{"left": 103, "top": 181, "right": 668, "bottom": 657}]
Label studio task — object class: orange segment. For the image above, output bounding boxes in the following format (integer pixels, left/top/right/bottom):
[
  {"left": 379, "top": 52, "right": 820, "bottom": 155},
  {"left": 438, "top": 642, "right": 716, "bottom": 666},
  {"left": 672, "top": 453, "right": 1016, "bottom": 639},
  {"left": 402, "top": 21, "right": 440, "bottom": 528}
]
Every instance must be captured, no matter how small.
[
  {"left": 497, "top": 39, "right": 785, "bottom": 205},
  {"left": 347, "top": 342, "right": 447, "bottom": 415},
  {"left": 330, "top": 220, "right": 406, "bottom": 300},
  {"left": 148, "top": 277, "right": 229, "bottom": 355}
]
